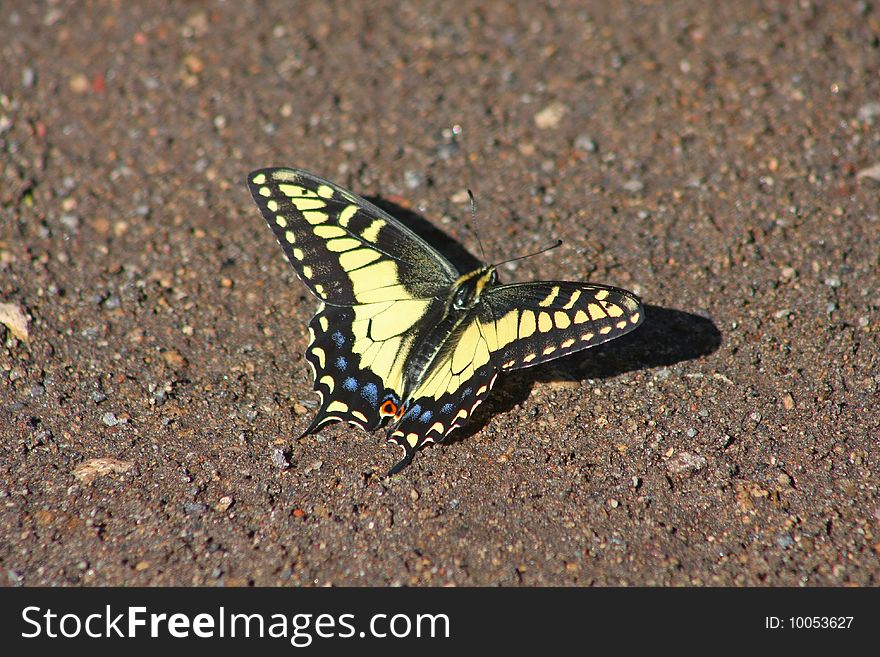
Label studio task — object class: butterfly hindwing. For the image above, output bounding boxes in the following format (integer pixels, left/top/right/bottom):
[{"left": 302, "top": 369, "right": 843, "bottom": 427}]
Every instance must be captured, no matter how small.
[
  {"left": 387, "top": 361, "right": 500, "bottom": 474},
  {"left": 302, "top": 304, "right": 401, "bottom": 434}
]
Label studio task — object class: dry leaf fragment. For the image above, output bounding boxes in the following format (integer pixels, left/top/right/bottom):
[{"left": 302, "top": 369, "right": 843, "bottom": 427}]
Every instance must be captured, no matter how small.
[
  {"left": 0, "top": 302, "right": 29, "bottom": 341},
  {"left": 73, "top": 457, "right": 133, "bottom": 484}
]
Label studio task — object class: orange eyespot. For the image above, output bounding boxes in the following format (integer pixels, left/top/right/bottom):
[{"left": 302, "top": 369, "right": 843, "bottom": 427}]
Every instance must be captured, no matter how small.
[{"left": 380, "top": 400, "right": 397, "bottom": 416}]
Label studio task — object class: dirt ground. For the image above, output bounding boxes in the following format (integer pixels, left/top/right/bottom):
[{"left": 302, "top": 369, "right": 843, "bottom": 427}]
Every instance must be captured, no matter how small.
[{"left": 1, "top": 1, "right": 878, "bottom": 587}]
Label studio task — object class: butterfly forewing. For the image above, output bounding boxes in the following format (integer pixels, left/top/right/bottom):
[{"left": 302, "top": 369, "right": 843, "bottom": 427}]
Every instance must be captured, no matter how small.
[
  {"left": 248, "top": 168, "right": 457, "bottom": 306},
  {"left": 381, "top": 282, "right": 643, "bottom": 468},
  {"left": 479, "top": 281, "right": 643, "bottom": 370}
]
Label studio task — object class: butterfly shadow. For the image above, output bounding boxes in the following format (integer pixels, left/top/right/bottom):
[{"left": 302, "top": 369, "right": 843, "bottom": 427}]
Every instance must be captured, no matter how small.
[
  {"left": 444, "top": 304, "right": 723, "bottom": 448},
  {"left": 367, "top": 198, "right": 722, "bottom": 449}
]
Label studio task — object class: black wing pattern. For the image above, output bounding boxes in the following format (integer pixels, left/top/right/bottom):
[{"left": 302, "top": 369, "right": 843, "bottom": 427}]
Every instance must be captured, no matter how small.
[
  {"left": 248, "top": 168, "right": 457, "bottom": 305},
  {"left": 386, "top": 282, "right": 643, "bottom": 470},
  {"left": 248, "top": 168, "right": 455, "bottom": 434},
  {"left": 248, "top": 167, "right": 645, "bottom": 474},
  {"left": 480, "top": 281, "right": 643, "bottom": 371}
]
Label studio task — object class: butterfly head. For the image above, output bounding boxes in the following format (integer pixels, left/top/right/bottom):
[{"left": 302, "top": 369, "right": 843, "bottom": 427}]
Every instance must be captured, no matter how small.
[{"left": 452, "top": 266, "right": 497, "bottom": 310}]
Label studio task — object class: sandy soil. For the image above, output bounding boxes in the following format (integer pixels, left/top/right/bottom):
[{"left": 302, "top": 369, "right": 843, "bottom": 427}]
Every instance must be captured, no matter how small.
[{"left": 1, "top": 1, "right": 878, "bottom": 586}]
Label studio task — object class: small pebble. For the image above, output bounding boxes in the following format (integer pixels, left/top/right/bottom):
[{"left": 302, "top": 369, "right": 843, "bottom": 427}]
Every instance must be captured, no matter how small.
[
  {"left": 0, "top": 303, "right": 29, "bottom": 342},
  {"left": 667, "top": 451, "right": 707, "bottom": 475},
  {"left": 534, "top": 101, "right": 569, "bottom": 129},
  {"left": 857, "top": 101, "right": 880, "bottom": 124},
  {"left": 776, "top": 534, "right": 794, "bottom": 549},
  {"left": 623, "top": 179, "right": 644, "bottom": 194},
  {"left": 102, "top": 412, "right": 119, "bottom": 427},
  {"left": 856, "top": 163, "right": 880, "bottom": 182},
  {"left": 59, "top": 213, "right": 80, "bottom": 231},
  {"left": 403, "top": 170, "right": 423, "bottom": 189},
  {"left": 161, "top": 349, "right": 188, "bottom": 369},
  {"left": 653, "top": 368, "right": 671, "bottom": 381},
  {"left": 450, "top": 189, "right": 470, "bottom": 204},
  {"left": 183, "top": 54, "right": 204, "bottom": 75},
  {"left": 435, "top": 141, "right": 459, "bottom": 160},
  {"left": 69, "top": 74, "right": 89, "bottom": 94},
  {"left": 183, "top": 502, "right": 208, "bottom": 516},
  {"left": 574, "top": 134, "right": 597, "bottom": 153},
  {"left": 271, "top": 449, "right": 290, "bottom": 470}
]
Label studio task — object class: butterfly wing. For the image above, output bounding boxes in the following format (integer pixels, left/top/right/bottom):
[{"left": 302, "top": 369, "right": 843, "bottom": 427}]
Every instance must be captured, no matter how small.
[
  {"left": 248, "top": 168, "right": 457, "bottom": 434},
  {"left": 478, "top": 281, "right": 644, "bottom": 371},
  {"left": 385, "top": 281, "right": 643, "bottom": 472},
  {"left": 248, "top": 168, "right": 458, "bottom": 305}
]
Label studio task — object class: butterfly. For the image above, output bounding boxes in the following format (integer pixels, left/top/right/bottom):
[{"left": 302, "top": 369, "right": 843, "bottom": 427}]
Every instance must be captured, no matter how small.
[{"left": 247, "top": 168, "right": 644, "bottom": 474}]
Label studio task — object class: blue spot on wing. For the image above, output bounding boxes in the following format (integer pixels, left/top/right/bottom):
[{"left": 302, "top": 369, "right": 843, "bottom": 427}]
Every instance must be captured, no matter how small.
[
  {"left": 419, "top": 410, "right": 433, "bottom": 423},
  {"left": 441, "top": 403, "right": 455, "bottom": 415},
  {"left": 360, "top": 383, "right": 378, "bottom": 407},
  {"left": 461, "top": 387, "right": 473, "bottom": 399},
  {"left": 335, "top": 356, "right": 347, "bottom": 370},
  {"left": 404, "top": 403, "right": 422, "bottom": 420},
  {"left": 343, "top": 377, "right": 358, "bottom": 392},
  {"left": 331, "top": 331, "right": 345, "bottom": 347}
]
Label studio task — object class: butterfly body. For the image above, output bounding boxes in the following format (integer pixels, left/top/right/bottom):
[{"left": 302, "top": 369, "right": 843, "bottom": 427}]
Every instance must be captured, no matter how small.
[{"left": 248, "top": 168, "right": 643, "bottom": 474}]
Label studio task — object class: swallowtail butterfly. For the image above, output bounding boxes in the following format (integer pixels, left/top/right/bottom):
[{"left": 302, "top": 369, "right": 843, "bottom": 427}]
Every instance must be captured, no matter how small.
[{"left": 248, "top": 168, "right": 643, "bottom": 474}]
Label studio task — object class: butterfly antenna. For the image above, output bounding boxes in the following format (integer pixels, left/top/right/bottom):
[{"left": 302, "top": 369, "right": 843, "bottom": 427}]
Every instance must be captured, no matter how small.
[
  {"left": 495, "top": 239, "right": 563, "bottom": 267},
  {"left": 467, "top": 189, "right": 489, "bottom": 263}
]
